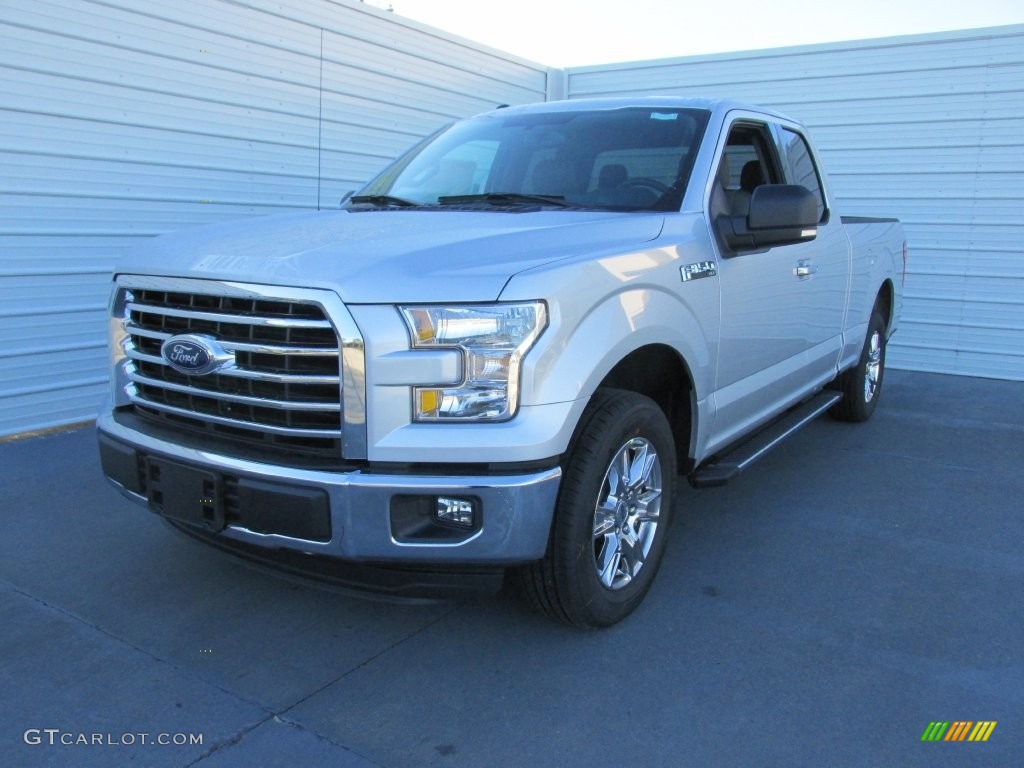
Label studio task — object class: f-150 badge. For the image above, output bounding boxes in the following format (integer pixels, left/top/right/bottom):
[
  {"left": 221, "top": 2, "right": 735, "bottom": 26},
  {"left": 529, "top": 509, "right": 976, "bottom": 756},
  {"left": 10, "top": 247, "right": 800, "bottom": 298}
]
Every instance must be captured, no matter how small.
[{"left": 680, "top": 261, "right": 717, "bottom": 282}]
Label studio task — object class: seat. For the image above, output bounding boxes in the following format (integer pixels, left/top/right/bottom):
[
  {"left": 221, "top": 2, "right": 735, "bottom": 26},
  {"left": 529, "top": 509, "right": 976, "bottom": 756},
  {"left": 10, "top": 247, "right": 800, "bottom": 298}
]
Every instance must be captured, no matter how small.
[
  {"left": 740, "top": 160, "right": 765, "bottom": 193},
  {"left": 529, "top": 159, "right": 576, "bottom": 196},
  {"left": 728, "top": 160, "right": 765, "bottom": 217},
  {"left": 597, "top": 163, "right": 628, "bottom": 190}
]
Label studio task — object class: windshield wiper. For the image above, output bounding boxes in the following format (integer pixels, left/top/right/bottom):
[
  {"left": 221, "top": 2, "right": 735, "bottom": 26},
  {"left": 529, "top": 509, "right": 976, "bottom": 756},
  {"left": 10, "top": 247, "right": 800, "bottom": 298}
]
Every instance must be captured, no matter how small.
[
  {"left": 348, "top": 194, "right": 419, "bottom": 207},
  {"left": 437, "top": 192, "right": 574, "bottom": 208}
]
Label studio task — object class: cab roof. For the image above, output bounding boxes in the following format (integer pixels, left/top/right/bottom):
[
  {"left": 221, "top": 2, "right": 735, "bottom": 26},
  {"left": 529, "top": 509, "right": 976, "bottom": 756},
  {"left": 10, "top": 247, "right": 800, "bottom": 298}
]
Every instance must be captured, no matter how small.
[{"left": 480, "top": 96, "right": 798, "bottom": 126}]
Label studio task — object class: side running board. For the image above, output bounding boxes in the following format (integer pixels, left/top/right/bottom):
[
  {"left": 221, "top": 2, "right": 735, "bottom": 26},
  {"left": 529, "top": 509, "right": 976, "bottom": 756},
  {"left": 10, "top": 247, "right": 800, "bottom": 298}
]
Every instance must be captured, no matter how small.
[{"left": 689, "top": 390, "right": 842, "bottom": 488}]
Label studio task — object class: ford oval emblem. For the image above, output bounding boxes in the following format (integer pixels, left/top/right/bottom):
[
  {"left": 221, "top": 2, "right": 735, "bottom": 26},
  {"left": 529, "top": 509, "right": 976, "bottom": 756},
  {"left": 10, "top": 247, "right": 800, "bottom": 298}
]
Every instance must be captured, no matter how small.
[{"left": 160, "top": 334, "right": 231, "bottom": 376}]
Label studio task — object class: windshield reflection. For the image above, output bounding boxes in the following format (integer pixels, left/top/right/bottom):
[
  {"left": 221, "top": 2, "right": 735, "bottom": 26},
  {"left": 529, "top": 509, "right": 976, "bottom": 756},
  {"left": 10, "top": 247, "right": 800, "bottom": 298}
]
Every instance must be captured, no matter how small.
[{"left": 350, "top": 107, "right": 710, "bottom": 213}]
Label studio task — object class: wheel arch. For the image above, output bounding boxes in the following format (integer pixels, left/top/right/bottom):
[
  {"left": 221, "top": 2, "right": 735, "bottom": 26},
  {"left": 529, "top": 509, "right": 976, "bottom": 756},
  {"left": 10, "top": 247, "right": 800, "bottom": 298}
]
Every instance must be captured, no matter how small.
[
  {"left": 875, "top": 278, "right": 895, "bottom": 334},
  {"left": 596, "top": 344, "right": 696, "bottom": 474}
]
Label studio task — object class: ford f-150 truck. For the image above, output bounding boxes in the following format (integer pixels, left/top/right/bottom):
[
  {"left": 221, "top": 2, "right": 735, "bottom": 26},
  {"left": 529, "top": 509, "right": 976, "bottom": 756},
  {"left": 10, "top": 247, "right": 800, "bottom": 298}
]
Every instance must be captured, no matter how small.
[{"left": 98, "top": 97, "right": 905, "bottom": 627}]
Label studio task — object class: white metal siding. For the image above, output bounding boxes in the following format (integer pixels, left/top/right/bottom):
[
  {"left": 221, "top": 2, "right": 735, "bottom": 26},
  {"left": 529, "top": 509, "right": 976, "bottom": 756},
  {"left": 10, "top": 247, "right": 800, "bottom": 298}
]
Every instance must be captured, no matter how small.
[
  {"left": 2, "top": 12, "right": 1020, "bottom": 438},
  {"left": 0, "top": 0, "right": 549, "bottom": 436},
  {"left": 568, "top": 25, "right": 1024, "bottom": 381}
]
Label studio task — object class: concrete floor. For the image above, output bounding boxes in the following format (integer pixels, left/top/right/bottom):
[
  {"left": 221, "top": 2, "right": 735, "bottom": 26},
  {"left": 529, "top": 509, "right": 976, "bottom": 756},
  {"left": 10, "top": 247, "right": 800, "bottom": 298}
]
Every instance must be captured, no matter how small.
[{"left": 1, "top": 370, "right": 1021, "bottom": 767}]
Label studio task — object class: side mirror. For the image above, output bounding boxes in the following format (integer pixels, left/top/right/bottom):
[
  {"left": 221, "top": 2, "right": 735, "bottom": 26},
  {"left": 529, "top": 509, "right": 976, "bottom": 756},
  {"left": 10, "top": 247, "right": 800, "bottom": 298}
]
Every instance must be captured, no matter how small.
[{"left": 717, "top": 184, "right": 819, "bottom": 251}]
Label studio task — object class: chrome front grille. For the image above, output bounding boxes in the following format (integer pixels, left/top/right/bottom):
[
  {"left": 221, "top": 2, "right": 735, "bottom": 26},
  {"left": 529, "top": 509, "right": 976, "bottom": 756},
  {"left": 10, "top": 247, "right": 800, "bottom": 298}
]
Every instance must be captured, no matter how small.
[{"left": 119, "top": 285, "right": 344, "bottom": 457}]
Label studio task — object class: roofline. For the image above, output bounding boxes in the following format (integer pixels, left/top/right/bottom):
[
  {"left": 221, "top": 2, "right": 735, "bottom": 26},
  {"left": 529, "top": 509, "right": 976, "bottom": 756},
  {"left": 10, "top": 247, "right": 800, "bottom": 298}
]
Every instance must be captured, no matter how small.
[{"left": 475, "top": 96, "right": 798, "bottom": 125}]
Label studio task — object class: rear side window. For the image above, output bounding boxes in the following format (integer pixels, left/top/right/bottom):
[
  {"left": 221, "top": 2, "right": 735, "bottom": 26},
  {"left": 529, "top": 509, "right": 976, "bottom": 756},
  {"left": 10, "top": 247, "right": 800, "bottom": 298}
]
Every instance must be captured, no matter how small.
[{"left": 779, "top": 128, "right": 827, "bottom": 222}]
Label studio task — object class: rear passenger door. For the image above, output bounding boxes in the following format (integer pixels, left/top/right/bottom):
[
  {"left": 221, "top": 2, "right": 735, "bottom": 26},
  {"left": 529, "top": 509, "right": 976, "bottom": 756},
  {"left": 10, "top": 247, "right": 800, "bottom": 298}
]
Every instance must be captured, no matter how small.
[{"left": 772, "top": 124, "right": 850, "bottom": 381}]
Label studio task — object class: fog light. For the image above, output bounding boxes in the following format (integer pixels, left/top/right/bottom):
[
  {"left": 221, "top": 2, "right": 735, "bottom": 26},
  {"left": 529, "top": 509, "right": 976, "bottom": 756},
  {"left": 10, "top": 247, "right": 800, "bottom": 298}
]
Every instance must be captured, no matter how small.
[{"left": 435, "top": 497, "right": 476, "bottom": 529}]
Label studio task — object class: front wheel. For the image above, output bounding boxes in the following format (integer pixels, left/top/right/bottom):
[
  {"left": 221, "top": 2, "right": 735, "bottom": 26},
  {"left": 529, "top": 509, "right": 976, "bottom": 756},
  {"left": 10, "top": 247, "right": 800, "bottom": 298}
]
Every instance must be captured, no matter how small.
[
  {"left": 513, "top": 390, "right": 677, "bottom": 628},
  {"left": 831, "top": 309, "right": 887, "bottom": 422}
]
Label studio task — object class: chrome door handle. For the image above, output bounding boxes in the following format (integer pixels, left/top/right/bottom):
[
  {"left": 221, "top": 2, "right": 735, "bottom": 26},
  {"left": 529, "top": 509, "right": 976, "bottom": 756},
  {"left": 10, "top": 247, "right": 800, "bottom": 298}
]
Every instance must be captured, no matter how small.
[{"left": 794, "top": 260, "right": 817, "bottom": 278}]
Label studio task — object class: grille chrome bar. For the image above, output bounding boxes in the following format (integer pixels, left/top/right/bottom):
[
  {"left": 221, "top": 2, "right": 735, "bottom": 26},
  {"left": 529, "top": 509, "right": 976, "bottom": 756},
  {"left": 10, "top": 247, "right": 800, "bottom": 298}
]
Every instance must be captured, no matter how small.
[
  {"left": 131, "top": 395, "right": 342, "bottom": 438},
  {"left": 125, "top": 323, "right": 339, "bottom": 355},
  {"left": 113, "top": 278, "right": 360, "bottom": 458},
  {"left": 126, "top": 301, "right": 334, "bottom": 328},
  {"left": 124, "top": 349, "right": 340, "bottom": 385},
  {"left": 128, "top": 372, "right": 341, "bottom": 412}
]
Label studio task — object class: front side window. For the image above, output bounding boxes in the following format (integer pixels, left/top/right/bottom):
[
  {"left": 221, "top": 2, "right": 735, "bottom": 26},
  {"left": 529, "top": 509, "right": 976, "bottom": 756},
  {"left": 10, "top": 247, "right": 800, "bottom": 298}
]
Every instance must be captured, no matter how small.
[
  {"left": 709, "top": 122, "right": 780, "bottom": 221},
  {"left": 352, "top": 107, "right": 710, "bottom": 212}
]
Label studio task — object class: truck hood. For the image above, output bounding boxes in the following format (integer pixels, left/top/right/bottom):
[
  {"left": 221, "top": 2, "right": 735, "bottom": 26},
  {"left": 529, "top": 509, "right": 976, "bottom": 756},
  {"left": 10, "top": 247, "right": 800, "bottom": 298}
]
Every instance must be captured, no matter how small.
[
  {"left": 119, "top": 209, "right": 666, "bottom": 303},
  {"left": 119, "top": 210, "right": 663, "bottom": 307}
]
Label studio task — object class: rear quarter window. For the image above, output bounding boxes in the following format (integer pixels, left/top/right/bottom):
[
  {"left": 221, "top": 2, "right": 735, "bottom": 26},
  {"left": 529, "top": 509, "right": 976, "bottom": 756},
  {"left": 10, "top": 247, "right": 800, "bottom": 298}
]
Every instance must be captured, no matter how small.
[{"left": 779, "top": 128, "right": 827, "bottom": 222}]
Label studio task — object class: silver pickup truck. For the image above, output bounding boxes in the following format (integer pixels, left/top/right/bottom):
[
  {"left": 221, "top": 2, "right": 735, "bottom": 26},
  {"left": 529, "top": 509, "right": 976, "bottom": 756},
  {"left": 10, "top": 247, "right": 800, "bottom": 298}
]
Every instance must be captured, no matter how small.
[{"left": 98, "top": 97, "right": 905, "bottom": 627}]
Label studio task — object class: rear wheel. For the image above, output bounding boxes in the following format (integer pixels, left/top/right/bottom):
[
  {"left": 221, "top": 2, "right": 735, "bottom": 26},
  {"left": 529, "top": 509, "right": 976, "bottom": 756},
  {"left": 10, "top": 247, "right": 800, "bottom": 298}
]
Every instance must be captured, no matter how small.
[
  {"left": 514, "top": 390, "right": 676, "bottom": 628},
  {"left": 831, "top": 309, "right": 887, "bottom": 422}
]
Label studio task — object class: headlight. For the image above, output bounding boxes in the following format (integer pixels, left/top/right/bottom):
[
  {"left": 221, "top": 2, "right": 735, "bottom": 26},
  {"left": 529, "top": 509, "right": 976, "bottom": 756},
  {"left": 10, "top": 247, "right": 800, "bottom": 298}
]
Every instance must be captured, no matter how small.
[{"left": 400, "top": 302, "right": 546, "bottom": 421}]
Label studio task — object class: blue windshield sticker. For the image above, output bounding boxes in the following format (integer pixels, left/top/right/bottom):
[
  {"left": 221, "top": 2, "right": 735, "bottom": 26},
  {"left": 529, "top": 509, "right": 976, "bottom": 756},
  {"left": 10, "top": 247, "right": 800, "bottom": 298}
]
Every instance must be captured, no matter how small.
[{"left": 650, "top": 112, "right": 679, "bottom": 121}]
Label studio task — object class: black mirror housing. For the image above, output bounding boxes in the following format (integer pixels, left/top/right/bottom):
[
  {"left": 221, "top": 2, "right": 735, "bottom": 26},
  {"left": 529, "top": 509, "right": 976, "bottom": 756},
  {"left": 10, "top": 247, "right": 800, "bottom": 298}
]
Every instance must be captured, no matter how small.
[{"left": 718, "top": 184, "right": 819, "bottom": 251}]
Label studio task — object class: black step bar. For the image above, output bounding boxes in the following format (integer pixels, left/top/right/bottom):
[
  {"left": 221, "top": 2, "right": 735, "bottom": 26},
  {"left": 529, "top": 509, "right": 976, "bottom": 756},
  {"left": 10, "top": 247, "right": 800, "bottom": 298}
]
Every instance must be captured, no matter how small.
[{"left": 689, "top": 390, "right": 842, "bottom": 488}]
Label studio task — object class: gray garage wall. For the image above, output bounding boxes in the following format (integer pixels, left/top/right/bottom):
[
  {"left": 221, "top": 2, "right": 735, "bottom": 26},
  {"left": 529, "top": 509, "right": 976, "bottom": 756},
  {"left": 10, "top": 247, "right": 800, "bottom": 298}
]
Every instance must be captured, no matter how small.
[
  {"left": 565, "top": 25, "right": 1024, "bottom": 381},
  {"left": 0, "top": 0, "right": 550, "bottom": 437}
]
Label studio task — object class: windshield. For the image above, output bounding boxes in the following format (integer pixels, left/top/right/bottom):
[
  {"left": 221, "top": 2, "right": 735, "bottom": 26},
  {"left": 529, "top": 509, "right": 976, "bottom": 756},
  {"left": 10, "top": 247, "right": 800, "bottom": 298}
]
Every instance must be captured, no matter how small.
[{"left": 351, "top": 107, "right": 710, "bottom": 212}]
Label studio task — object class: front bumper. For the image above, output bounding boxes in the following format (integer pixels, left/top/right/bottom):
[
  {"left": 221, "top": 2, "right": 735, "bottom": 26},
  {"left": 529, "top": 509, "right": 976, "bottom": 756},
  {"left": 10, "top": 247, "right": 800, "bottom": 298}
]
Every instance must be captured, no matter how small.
[{"left": 97, "top": 411, "right": 560, "bottom": 566}]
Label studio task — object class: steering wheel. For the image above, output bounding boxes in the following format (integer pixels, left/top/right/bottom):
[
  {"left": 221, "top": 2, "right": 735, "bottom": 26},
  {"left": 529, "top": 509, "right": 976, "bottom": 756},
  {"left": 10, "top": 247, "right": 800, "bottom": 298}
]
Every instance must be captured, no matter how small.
[{"left": 621, "top": 177, "right": 671, "bottom": 194}]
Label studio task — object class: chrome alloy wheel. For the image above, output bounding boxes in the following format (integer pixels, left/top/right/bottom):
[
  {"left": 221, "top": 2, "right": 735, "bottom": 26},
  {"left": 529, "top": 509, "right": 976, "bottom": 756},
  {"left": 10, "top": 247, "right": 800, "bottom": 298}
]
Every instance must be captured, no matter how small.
[
  {"left": 864, "top": 329, "right": 883, "bottom": 403},
  {"left": 592, "top": 437, "right": 663, "bottom": 590}
]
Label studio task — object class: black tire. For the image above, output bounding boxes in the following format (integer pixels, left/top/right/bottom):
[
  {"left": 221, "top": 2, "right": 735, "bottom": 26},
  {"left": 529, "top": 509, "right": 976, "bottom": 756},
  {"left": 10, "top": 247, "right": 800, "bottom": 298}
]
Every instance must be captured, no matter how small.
[
  {"left": 513, "top": 389, "right": 677, "bottom": 628},
  {"left": 830, "top": 309, "right": 887, "bottom": 422}
]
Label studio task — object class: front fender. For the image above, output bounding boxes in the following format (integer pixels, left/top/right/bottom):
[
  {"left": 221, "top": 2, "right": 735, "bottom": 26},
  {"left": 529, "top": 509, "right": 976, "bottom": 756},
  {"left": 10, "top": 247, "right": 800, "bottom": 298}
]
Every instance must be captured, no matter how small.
[
  {"left": 525, "top": 285, "right": 714, "bottom": 407},
  {"left": 501, "top": 215, "right": 721, "bottom": 458}
]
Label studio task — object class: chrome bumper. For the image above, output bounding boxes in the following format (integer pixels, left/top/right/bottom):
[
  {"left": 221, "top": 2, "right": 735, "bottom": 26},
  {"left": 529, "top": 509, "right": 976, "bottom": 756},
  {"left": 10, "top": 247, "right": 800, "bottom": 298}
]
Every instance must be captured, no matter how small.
[{"left": 97, "top": 411, "right": 560, "bottom": 565}]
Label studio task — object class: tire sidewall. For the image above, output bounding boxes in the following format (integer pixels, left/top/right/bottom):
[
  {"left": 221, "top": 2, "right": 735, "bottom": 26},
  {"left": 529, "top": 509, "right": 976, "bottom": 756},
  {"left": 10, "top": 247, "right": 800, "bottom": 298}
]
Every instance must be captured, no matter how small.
[
  {"left": 556, "top": 393, "right": 676, "bottom": 627},
  {"left": 852, "top": 310, "right": 887, "bottom": 421}
]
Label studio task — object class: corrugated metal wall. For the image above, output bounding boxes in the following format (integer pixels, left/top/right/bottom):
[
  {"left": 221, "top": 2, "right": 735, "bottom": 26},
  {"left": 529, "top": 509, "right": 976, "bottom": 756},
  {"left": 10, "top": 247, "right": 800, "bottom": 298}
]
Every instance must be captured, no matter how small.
[
  {"left": 567, "top": 25, "right": 1024, "bottom": 381},
  {"left": 1, "top": 10, "right": 1020, "bottom": 438},
  {"left": 0, "top": 0, "right": 549, "bottom": 437}
]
